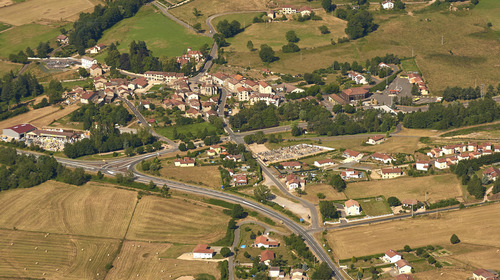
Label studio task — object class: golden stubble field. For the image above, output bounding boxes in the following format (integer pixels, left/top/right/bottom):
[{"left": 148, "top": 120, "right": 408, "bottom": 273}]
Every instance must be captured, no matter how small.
[
  {"left": 326, "top": 203, "right": 500, "bottom": 260},
  {"left": 0, "top": 104, "right": 80, "bottom": 131},
  {"left": 159, "top": 164, "right": 222, "bottom": 189}
]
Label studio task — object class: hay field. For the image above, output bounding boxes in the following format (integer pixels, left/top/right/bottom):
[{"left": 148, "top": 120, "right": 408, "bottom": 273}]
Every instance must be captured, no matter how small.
[
  {"left": 30, "top": 103, "right": 80, "bottom": 128},
  {"left": 0, "top": 229, "right": 119, "bottom": 280},
  {"left": 411, "top": 269, "right": 472, "bottom": 280},
  {"left": 345, "top": 174, "right": 463, "bottom": 203},
  {"left": 227, "top": 7, "right": 500, "bottom": 93},
  {"left": 159, "top": 164, "right": 222, "bottom": 189},
  {"left": 322, "top": 136, "right": 422, "bottom": 154},
  {"left": 0, "top": 60, "right": 21, "bottom": 75},
  {"left": 0, "top": 105, "right": 59, "bottom": 129},
  {"left": 107, "top": 241, "right": 220, "bottom": 280},
  {"left": 0, "top": 181, "right": 137, "bottom": 238},
  {"left": 326, "top": 203, "right": 500, "bottom": 259},
  {"left": 0, "top": 0, "right": 95, "bottom": 26},
  {"left": 445, "top": 244, "right": 500, "bottom": 270},
  {"left": 127, "top": 196, "right": 230, "bottom": 243},
  {"left": 302, "top": 183, "right": 347, "bottom": 204}
]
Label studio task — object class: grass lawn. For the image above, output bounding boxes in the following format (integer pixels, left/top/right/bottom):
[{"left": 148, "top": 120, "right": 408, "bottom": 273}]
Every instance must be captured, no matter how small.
[
  {"left": 156, "top": 122, "right": 218, "bottom": 139},
  {"left": 0, "top": 22, "right": 11, "bottom": 32},
  {"left": 326, "top": 202, "right": 500, "bottom": 259},
  {"left": 345, "top": 174, "right": 463, "bottom": 204},
  {"left": 401, "top": 57, "right": 420, "bottom": 73},
  {"left": 357, "top": 197, "right": 392, "bottom": 216},
  {"left": 473, "top": 0, "right": 500, "bottom": 36},
  {"left": 61, "top": 78, "right": 94, "bottom": 90},
  {"left": 98, "top": 5, "right": 212, "bottom": 58},
  {"left": 0, "top": 23, "right": 69, "bottom": 58}
]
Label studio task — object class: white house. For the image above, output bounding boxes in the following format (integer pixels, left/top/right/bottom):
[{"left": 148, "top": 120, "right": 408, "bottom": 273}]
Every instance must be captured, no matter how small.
[
  {"left": 286, "top": 174, "right": 305, "bottom": 191},
  {"left": 415, "top": 160, "right": 430, "bottom": 171},
  {"left": 341, "top": 169, "right": 362, "bottom": 180},
  {"left": 254, "top": 235, "right": 280, "bottom": 248},
  {"left": 434, "top": 158, "right": 449, "bottom": 169},
  {"left": 174, "top": 157, "right": 195, "bottom": 167},
  {"left": 473, "top": 268, "right": 499, "bottom": 280},
  {"left": 345, "top": 199, "right": 361, "bottom": 216},
  {"left": 371, "top": 152, "right": 394, "bottom": 164},
  {"left": 343, "top": 149, "right": 364, "bottom": 161},
  {"left": 381, "top": 168, "right": 403, "bottom": 179},
  {"left": 280, "top": 5, "right": 297, "bottom": 14},
  {"left": 269, "top": 267, "right": 281, "bottom": 278},
  {"left": 259, "top": 81, "right": 273, "bottom": 94},
  {"left": 384, "top": 249, "right": 402, "bottom": 263},
  {"left": 193, "top": 244, "right": 214, "bottom": 259},
  {"left": 314, "top": 159, "right": 335, "bottom": 168},
  {"left": 395, "top": 259, "right": 412, "bottom": 274},
  {"left": 382, "top": 0, "right": 394, "bottom": 9},
  {"left": 81, "top": 56, "right": 97, "bottom": 69},
  {"left": 366, "top": 135, "right": 385, "bottom": 145}
]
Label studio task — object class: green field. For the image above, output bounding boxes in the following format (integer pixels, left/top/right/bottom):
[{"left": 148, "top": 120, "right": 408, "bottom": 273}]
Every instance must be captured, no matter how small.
[
  {"left": 0, "top": 60, "right": 21, "bottom": 76},
  {"left": 0, "top": 22, "right": 11, "bottom": 32},
  {"left": 401, "top": 57, "right": 420, "bottom": 73},
  {"left": 98, "top": 5, "right": 212, "bottom": 58},
  {"left": 473, "top": 0, "right": 500, "bottom": 35},
  {"left": 357, "top": 197, "right": 392, "bottom": 216},
  {"left": 156, "top": 122, "right": 218, "bottom": 139},
  {"left": 0, "top": 23, "right": 68, "bottom": 58}
]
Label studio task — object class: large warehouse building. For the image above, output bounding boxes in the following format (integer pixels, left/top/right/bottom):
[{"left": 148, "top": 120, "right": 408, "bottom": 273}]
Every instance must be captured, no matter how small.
[{"left": 2, "top": 124, "right": 36, "bottom": 140}]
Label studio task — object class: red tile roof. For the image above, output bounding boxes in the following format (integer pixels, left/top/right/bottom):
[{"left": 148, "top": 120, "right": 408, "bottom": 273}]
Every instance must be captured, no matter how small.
[
  {"left": 193, "top": 244, "right": 214, "bottom": 254},
  {"left": 385, "top": 249, "right": 401, "bottom": 258},
  {"left": 382, "top": 168, "right": 402, "bottom": 174},
  {"left": 395, "top": 259, "right": 411, "bottom": 268},
  {"left": 5, "top": 123, "right": 36, "bottom": 134},
  {"left": 260, "top": 250, "right": 275, "bottom": 262},
  {"left": 345, "top": 199, "right": 359, "bottom": 208}
]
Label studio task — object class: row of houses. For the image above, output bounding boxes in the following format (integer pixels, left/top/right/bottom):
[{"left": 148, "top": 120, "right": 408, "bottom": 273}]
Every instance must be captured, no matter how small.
[
  {"left": 427, "top": 142, "right": 495, "bottom": 158},
  {"left": 407, "top": 73, "right": 429, "bottom": 95}
]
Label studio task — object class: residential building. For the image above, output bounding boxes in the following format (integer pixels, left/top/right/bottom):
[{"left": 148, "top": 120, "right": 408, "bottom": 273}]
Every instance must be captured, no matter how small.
[
  {"left": 81, "top": 56, "right": 97, "bottom": 69},
  {"left": 259, "top": 81, "right": 273, "bottom": 94},
  {"left": 345, "top": 199, "right": 361, "bottom": 216},
  {"left": 249, "top": 93, "right": 281, "bottom": 106},
  {"left": 269, "top": 267, "right": 281, "bottom": 278},
  {"left": 298, "top": 6, "right": 312, "bottom": 16},
  {"left": 57, "top": 34, "right": 69, "bottom": 44},
  {"left": 473, "top": 269, "right": 499, "bottom": 280},
  {"left": 329, "top": 93, "right": 348, "bottom": 105},
  {"left": 313, "top": 159, "right": 335, "bottom": 168},
  {"left": 341, "top": 87, "right": 369, "bottom": 101},
  {"left": 80, "top": 91, "right": 96, "bottom": 104},
  {"left": 483, "top": 167, "right": 500, "bottom": 182},
  {"left": 234, "top": 174, "right": 248, "bottom": 186},
  {"left": 2, "top": 124, "right": 36, "bottom": 140},
  {"left": 384, "top": 249, "right": 402, "bottom": 263},
  {"left": 193, "top": 244, "right": 214, "bottom": 259},
  {"left": 280, "top": 161, "right": 302, "bottom": 169},
  {"left": 415, "top": 160, "right": 430, "bottom": 171},
  {"left": 381, "top": 168, "right": 403, "bottom": 179},
  {"left": 348, "top": 71, "right": 368, "bottom": 85},
  {"left": 427, "top": 148, "right": 443, "bottom": 158},
  {"left": 366, "top": 135, "right": 385, "bottom": 145},
  {"left": 343, "top": 149, "right": 363, "bottom": 161},
  {"left": 254, "top": 235, "right": 280, "bottom": 248},
  {"left": 174, "top": 157, "right": 195, "bottom": 167},
  {"left": 260, "top": 250, "right": 275, "bottom": 265},
  {"left": 401, "top": 199, "right": 418, "bottom": 208},
  {"left": 371, "top": 152, "right": 394, "bottom": 164},
  {"left": 395, "top": 259, "right": 412, "bottom": 274},
  {"left": 225, "top": 154, "right": 242, "bottom": 162},
  {"left": 280, "top": 5, "right": 297, "bottom": 14},
  {"left": 237, "top": 87, "right": 251, "bottom": 102},
  {"left": 341, "top": 168, "right": 362, "bottom": 180},
  {"left": 434, "top": 158, "right": 449, "bottom": 169},
  {"left": 286, "top": 174, "right": 305, "bottom": 190}
]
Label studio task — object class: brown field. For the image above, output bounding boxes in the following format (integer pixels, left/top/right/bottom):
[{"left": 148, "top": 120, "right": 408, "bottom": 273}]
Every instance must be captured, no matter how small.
[
  {"left": 326, "top": 203, "right": 500, "bottom": 259},
  {"left": 127, "top": 196, "right": 230, "bottom": 243},
  {"left": 345, "top": 174, "right": 463, "bottom": 203},
  {"left": 302, "top": 183, "right": 347, "bottom": 204},
  {"left": 159, "top": 164, "right": 222, "bottom": 189},
  {"left": 397, "top": 127, "right": 440, "bottom": 137},
  {"left": 0, "top": 229, "right": 119, "bottom": 280},
  {"left": 444, "top": 244, "right": 500, "bottom": 271},
  {"left": 0, "top": 105, "right": 59, "bottom": 129},
  {"left": 0, "top": 60, "right": 21, "bottom": 75},
  {"left": 0, "top": 181, "right": 137, "bottom": 238},
  {"left": 322, "top": 136, "right": 423, "bottom": 154},
  {"left": 0, "top": 0, "right": 96, "bottom": 26},
  {"left": 30, "top": 103, "right": 80, "bottom": 128},
  {"left": 107, "top": 241, "right": 220, "bottom": 280},
  {"left": 411, "top": 268, "right": 471, "bottom": 280}
]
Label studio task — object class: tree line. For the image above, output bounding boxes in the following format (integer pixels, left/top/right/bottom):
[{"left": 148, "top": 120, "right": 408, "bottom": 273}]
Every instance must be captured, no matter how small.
[
  {"left": 0, "top": 146, "right": 90, "bottom": 191},
  {"left": 443, "top": 84, "right": 500, "bottom": 102},
  {"left": 69, "top": 0, "right": 152, "bottom": 53},
  {"left": 451, "top": 153, "right": 500, "bottom": 199}
]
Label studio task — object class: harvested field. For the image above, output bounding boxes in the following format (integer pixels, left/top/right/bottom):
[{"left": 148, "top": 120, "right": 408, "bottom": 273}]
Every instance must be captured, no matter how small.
[
  {"left": 445, "top": 244, "right": 500, "bottom": 270},
  {"left": 0, "top": 229, "right": 119, "bottom": 280},
  {"left": 323, "top": 136, "right": 423, "bottom": 154},
  {"left": 127, "top": 196, "right": 229, "bottom": 243},
  {"left": 345, "top": 174, "right": 463, "bottom": 203},
  {"left": 159, "top": 164, "right": 221, "bottom": 189},
  {"left": 0, "top": 105, "right": 59, "bottom": 129},
  {"left": 0, "top": 181, "right": 137, "bottom": 238},
  {"left": 107, "top": 241, "right": 219, "bottom": 280},
  {"left": 302, "top": 183, "right": 346, "bottom": 204},
  {"left": 30, "top": 104, "right": 80, "bottom": 128},
  {"left": 0, "top": 60, "right": 21, "bottom": 75},
  {"left": 0, "top": 0, "right": 95, "bottom": 26},
  {"left": 326, "top": 203, "right": 500, "bottom": 259},
  {"left": 411, "top": 269, "right": 471, "bottom": 280}
]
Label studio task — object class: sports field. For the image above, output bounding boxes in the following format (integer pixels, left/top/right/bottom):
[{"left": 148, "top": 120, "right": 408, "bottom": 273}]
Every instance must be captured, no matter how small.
[
  {"left": 345, "top": 174, "right": 463, "bottom": 204},
  {"left": 127, "top": 195, "right": 230, "bottom": 243},
  {"left": 98, "top": 5, "right": 212, "bottom": 58},
  {"left": 326, "top": 203, "right": 500, "bottom": 259}
]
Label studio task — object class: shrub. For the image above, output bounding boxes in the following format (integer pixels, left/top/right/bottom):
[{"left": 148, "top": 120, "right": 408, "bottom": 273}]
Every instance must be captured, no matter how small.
[{"left": 450, "top": 234, "right": 460, "bottom": 244}]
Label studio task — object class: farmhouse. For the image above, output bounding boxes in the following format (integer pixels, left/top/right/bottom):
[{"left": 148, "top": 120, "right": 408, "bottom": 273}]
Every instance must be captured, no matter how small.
[
  {"left": 314, "top": 159, "right": 335, "bottom": 168},
  {"left": 371, "top": 152, "right": 394, "bottom": 164},
  {"left": 281, "top": 161, "right": 302, "bottom": 170},
  {"left": 2, "top": 123, "right": 36, "bottom": 140},
  {"left": 382, "top": 0, "right": 394, "bottom": 9},
  {"left": 345, "top": 199, "right": 361, "bottom": 216},
  {"left": 415, "top": 160, "right": 430, "bottom": 171},
  {"left": 343, "top": 149, "right": 363, "bottom": 161},
  {"left": 255, "top": 235, "right": 280, "bottom": 248},
  {"left": 366, "top": 135, "right": 385, "bottom": 145},
  {"left": 174, "top": 157, "right": 195, "bottom": 167},
  {"left": 81, "top": 56, "right": 97, "bottom": 69},
  {"left": 193, "top": 244, "right": 214, "bottom": 259},
  {"left": 341, "top": 168, "right": 362, "bottom": 180},
  {"left": 381, "top": 168, "right": 403, "bottom": 179},
  {"left": 233, "top": 174, "right": 248, "bottom": 186},
  {"left": 473, "top": 268, "right": 499, "bottom": 280},
  {"left": 395, "top": 259, "right": 412, "bottom": 274},
  {"left": 395, "top": 275, "right": 414, "bottom": 280},
  {"left": 260, "top": 250, "right": 275, "bottom": 265},
  {"left": 384, "top": 249, "right": 402, "bottom": 263},
  {"left": 483, "top": 167, "right": 500, "bottom": 182},
  {"left": 341, "top": 87, "right": 369, "bottom": 101}
]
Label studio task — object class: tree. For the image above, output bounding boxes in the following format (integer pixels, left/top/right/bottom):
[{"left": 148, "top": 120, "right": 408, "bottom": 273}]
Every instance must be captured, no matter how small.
[
  {"left": 259, "top": 44, "right": 276, "bottom": 63},
  {"left": 319, "top": 201, "right": 338, "bottom": 219},
  {"left": 394, "top": 0, "right": 405, "bottom": 10},
  {"left": 193, "top": 23, "right": 202, "bottom": 31},
  {"left": 247, "top": 40, "right": 254, "bottom": 51},
  {"left": 404, "top": 245, "right": 411, "bottom": 252},
  {"left": 387, "top": 196, "right": 401, "bottom": 206},
  {"left": 427, "top": 256, "right": 436, "bottom": 264},
  {"left": 467, "top": 174, "right": 485, "bottom": 199},
  {"left": 291, "top": 123, "right": 302, "bottom": 136},
  {"left": 220, "top": 247, "right": 231, "bottom": 257},
  {"left": 78, "top": 67, "right": 90, "bottom": 77},
  {"left": 232, "top": 204, "right": 246, "bottom": 219},
  {"left": 330, "top": 174, "right": 346, "bottom": 192},
  {"left": 47, "top": 80, "right": 63, "bottom": 104},
  {"left": 344, "top": 10, "right": 376, "bottom": 40},
  {"left": 148, "top": 180, "right": 156, "bottom": 190},
  {"left": 319, "top": 25, "right": 330, "bottom": 34},
  {"left": 282, "top": 42, "right": 300, "bottom": 53},
  {"left": 178, "top": 142, "right": 187, "bottom": 151},
  {"left": 285, "top": 30, "right": 299, "bottom": 43},
  {"left": 344, "top": 104, "right": 355, "bottom": 114},
  {"left": 322, "top": 0, "right": 333, "bottom": 12},
  {"left": 312, "top": 262, "right": 332, "bottom": 280},
  {"left": 254, "top": 185, "right": 271, "bottom": 202},
  {"left": 493, "top": 180, "right": 500, "bottom": 194},
  {"left": 450, "top": 234, "right": 460, "bottom": 244},
  {"left": 193, "top": 8, "right": 201, "bottom": 17}
]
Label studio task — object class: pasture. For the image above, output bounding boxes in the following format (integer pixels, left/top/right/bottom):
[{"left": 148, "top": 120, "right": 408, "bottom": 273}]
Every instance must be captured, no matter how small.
[
  {"left": 0, "top": 181, "right": 137, "bottom": 238},
  {"left": 0, "top": 60, "right": 21, "bottom": 75},
  {"left": 98, "top": 5, "right": 212, "bottom": 58},
  {"left": 0, "top": 0, "right": 95, "bottom": 26},
  {"left": 326, "top": 203, "right": 500, "bottom": 259},
  {"left": 344, "top": 174, "right": 463, "bottom": 204},
  {"left": 107, "top": 241, "right": 220, "bottom": 280},
  {"left": 126, "top": 195, "right": 230, "bottom": 243},
  {"left": 302, "top": 183, "right": 347, "bottom": 204},
  {"left": 227, "top": 7, "right": 500, "bottom": 93},
  {"left": 158, "top": 164, "right": 222, "bottom": 189}
]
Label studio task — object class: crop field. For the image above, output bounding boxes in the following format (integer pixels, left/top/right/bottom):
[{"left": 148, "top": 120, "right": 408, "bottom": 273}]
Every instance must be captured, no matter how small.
[
  {"left": 127, "top": 196, "right": 230, "bottom": 243},
  {"left": 326, "top": 203, "right": 500, "bottom": 259},
  {"left": 0, "top": 0, "right": 95, "bottom": 26},
  {"left": 0, "top": 229, "right": 119, "bottom": 280},
  {"left": 224, "top": 10, "right": 347, "bottom": 53},
  {"left": 227, "top": 6, "right": 500, "bottom": 93},
  {"left": 345, "top": 174, "right": 463, "bottom": 204},
  {"left": 98, "top": 5, "right": 212, "bottom": 58},
  {"left": 107, "top": 241, "right": 220, "bottom": 280},
  {"left": 159, "top": 164, "right": 222, "bottom": 189},
  {"left": 0, "top": 181, "right": 137, "bottom": 238}
]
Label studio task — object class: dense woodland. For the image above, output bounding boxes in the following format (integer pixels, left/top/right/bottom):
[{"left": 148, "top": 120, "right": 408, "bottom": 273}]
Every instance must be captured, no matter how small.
[
  {"left": 0, "top": 72, "right": 44, "bottom": 120},
  {"left": 336, "top": 6, "right": 376, "bottom": 40},
  {"left": 69, "top": 0, "right": 152, "bottom": 53},
  {"left": 70, "top": 103, "right": 133, "bottom": 130},
  {"left": 0, "top": 146, "right": 90, "bottom": 190}
]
